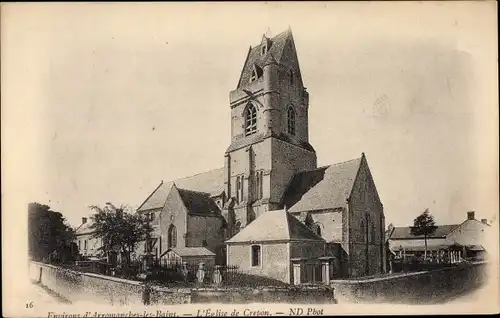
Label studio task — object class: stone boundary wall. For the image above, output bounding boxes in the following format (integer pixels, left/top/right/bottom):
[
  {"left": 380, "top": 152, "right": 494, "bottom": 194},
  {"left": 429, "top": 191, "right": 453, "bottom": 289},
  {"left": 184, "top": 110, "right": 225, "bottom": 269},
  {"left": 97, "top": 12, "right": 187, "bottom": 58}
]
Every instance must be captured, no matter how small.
[
  {"left": 29, "top": 262, "right": 191, "bottom": 305},
  {"left": 331, "top": 262, "right": 488, "bottom": 303},
  {"left": 29, "top": 262, "right": 335, "bottom": 305},
  {"left": 191, "top": 286, "right": 336, "bottom": 304}
]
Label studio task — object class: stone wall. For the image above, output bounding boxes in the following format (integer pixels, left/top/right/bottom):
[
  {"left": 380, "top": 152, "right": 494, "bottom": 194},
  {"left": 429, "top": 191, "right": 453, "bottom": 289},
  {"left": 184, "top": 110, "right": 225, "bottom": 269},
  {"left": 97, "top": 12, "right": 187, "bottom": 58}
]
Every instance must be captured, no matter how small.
[
  {"left": 227, "top": 242, "right": 290, "bottom": 283},
  {"left": 29, "top": 261, "right": 190, "bottom": 306},
  {"left": 30, "top": 261, "right": 335, "bottom": 305},
  {"left": 347, "top": 156, "right": 385, "bottom": 277},
  {"left": 191, "top": 286, "right": 336, "bottom": 304},
  {"left": 331, "top": 262, "right": 487, "bottom": 304}
]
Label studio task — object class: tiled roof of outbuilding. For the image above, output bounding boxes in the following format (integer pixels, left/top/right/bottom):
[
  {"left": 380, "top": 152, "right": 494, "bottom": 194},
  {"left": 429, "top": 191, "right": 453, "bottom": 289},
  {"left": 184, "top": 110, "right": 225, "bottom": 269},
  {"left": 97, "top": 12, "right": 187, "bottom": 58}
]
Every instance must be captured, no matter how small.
[{"left": 226, "top": 209, "right": 324, "bottom": 244}]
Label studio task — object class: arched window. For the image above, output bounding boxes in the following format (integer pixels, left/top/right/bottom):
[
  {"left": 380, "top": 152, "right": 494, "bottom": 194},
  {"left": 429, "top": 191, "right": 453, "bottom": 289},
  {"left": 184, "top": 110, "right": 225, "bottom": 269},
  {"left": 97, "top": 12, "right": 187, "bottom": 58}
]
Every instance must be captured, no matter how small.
[
  {"left": 289, "top": 69, "right": 294, "bottom": 85},
  {"left": 245, "top": 104, "right": 257, "bottom": 136},
  {"left": 168, "top": 224, "right": 177, "bottom": 248},
  {"left": 287, "top": 106, "right": 296, "bottom": 135}
]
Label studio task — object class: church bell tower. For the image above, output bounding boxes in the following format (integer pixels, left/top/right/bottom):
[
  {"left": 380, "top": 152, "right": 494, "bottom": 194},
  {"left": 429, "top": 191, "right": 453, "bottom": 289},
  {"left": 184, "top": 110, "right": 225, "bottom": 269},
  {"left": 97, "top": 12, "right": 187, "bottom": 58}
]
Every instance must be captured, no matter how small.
[{"left": 222, "top": 28, "right": 317, "bottom": 236}]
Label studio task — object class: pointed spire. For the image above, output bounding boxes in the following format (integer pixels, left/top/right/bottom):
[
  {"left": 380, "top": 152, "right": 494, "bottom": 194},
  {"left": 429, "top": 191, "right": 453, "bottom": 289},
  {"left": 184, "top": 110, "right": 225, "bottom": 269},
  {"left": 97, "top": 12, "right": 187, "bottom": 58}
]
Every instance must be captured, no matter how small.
[{"left": 265, "top": 26, "right": 272, "bottom": 38}]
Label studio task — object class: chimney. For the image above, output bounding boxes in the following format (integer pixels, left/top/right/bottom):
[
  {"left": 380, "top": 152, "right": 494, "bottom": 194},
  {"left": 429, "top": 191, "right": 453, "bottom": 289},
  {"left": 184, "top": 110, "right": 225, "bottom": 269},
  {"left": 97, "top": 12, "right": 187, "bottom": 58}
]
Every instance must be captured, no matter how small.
[
  {"left": 82, "top": 217, "right": 87, "bottom": 224},
  {"left": 467, "top": 211, "right": 475, "bottom": 220},
  {"left": 481, "top": 219, "right": 488, "bottom": 224}
]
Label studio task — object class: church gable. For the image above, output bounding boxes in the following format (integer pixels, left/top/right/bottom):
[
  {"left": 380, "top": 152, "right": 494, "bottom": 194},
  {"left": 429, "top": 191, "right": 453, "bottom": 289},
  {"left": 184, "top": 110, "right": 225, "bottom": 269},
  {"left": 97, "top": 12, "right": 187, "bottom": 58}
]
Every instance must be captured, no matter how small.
[
  {"left": 161, "top": 183, "right": 188, "bottom": 224},
  {"left": 348, "top": 154, "right": 382, "bottom": 208}
]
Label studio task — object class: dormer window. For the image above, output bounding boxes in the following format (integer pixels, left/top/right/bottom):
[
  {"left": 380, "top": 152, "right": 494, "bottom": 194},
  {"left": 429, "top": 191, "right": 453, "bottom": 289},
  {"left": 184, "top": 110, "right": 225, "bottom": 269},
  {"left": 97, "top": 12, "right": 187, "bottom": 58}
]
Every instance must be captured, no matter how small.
[
  {"left": 261, "top": 34, "right": 272, "bottom": 56},
  {"left": 250, "top": 69, "right": 257, "bottom": 82},
  {"left": 249, "top": 64, "right": 262, "bottom": 83},
  {"left": 261, "top": 44, "right": 267, "bottom": 55}
]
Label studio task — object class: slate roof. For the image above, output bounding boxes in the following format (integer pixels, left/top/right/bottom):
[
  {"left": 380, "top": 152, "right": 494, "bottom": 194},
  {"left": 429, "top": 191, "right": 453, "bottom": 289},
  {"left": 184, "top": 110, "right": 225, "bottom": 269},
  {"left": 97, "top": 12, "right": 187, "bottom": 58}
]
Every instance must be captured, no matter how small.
[
  {"left": 391, "top": 244, "right": 450, "bottom": 252},
  {"left": 283, "top": 157, "right": 363, "bottom": 213},
  {"left": 75, "top": 221, "right": 94, "bottom": 235},
  {"left": 177, "top": 188, "right": 221, "bottom": 215},
  {"left": 163, "top": 247, "right": 215, "bottom": 258},
  {"left": 137, "top": 168, "right": 225, "bottom": 212},
  {"left": 226, "top": 209, "right": 324, "bottom": 244},
  {"left": 237, "top": 29, "right": 292, "bottom": 88},
  {"left": 390, "top": 225, "right": 460, "bottom": 239},
  {"left": 226, "top": 132, "right": 315, "bottom": 154}
]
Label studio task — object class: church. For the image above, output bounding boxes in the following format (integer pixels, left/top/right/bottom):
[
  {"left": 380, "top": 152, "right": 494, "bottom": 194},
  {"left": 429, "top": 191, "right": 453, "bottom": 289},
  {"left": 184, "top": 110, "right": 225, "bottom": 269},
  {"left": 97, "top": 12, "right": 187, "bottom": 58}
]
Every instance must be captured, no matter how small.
[{"left": 136, "top": 28, "right": 386, "bottom": 279}]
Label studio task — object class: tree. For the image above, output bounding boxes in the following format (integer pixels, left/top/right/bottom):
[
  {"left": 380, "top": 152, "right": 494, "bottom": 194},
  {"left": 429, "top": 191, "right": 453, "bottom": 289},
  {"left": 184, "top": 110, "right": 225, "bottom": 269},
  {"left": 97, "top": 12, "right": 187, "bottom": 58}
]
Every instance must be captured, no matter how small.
[
  {"left": 28, "top": 202, "right": 77, "bottom": 263},
  {"left": 89, "top": 202, "right": 153, "bottom": 269},
  {"left": 410, "top": 208, "right": 438, "bottom": 260}
]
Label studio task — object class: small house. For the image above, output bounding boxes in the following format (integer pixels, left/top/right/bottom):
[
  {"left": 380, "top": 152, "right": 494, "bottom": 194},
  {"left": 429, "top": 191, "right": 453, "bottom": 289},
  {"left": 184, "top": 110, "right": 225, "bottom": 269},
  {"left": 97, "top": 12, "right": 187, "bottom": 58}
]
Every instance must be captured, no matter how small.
[
  {"left": 225, "top": 209, "right": 328, "bottom": 285},
  {"left": 161, "top": 247, "right": 216, "bottom": 267}
]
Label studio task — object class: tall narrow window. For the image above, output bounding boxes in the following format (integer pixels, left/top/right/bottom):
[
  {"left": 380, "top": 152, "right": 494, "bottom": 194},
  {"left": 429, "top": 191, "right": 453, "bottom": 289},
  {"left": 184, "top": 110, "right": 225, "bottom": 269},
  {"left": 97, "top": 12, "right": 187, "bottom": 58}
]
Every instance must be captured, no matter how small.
[
  {"left": 255, "top": 171, "right": 263, "bottom": 199},
  {"left": 251, "top": 245, "right": 261, "bottom": 267},
  {"left": 168, "top": 224, "right": 177, "bottom": 248},
  {"left": 360, "top": 221, "right": 366, "bottom": 243},
  {"left": 371, "top": 223, "right": 376, "bottom": 243},
  {"left": 313, "top": 223, "right": 322, "bottom": 237},
  {"left": 289, "top": 69, "right": 294, "bottom": 85},
  {"left": 236, "top": 177, "right": 241, "bottom": 203},
  {"left": 245, "top": 104, "right": 257, "bottom": 136},
  {"left": 255, "top": 171, "right": 261, "bottom": 200},
  {"left": 240, "top": 176, "right": 244, "bottom": 202},
  {"left": 259, "top": 171, "right": 264, "bottom": 199},
  {"left": 84, "top": 240, "right": 88, "bottom": 250},
  {"left": 287, "top": 106, "right": 296, "bottom": 135}
]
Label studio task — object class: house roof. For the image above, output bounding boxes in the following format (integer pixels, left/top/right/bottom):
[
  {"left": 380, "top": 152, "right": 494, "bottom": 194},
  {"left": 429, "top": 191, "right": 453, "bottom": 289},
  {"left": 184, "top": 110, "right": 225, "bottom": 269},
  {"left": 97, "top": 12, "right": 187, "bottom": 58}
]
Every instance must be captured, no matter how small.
[
  {"left": 237, "top": 29, "right": 293, "bottom": 88},
  {"left": 391, "top": 244, "right": 450, "bottom": 252},
  {"left": 390, "top": 224, "right": 460, "bottom": 240},
  {"left": 162, "top": 247, "right": 215, "bottom": 258},
  {"left": 75, "top": 221, "right": 94, "bottom": 235},
  {"left": 137, "top": 168, "right": 225, "bottom": 212},
  {"left": 226, "top": 209, "right": 324, "bottom": 244},
  {"left": 282, "top": 157, "right": 363, "bottom": 212},
  {"left": 467, "top": 245, "right": 485, "bottom": 251}
]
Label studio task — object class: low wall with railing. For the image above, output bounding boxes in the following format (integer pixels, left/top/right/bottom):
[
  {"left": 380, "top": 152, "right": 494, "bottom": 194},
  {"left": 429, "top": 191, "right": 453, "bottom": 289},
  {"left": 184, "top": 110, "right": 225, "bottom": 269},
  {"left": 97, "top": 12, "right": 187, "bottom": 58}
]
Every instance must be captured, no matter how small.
[
  {"left": 331, "top": 262, "right": 488, "bottom": 304},
  {"left": 29, "top": 261, "right": 336, "bottom": 305}
]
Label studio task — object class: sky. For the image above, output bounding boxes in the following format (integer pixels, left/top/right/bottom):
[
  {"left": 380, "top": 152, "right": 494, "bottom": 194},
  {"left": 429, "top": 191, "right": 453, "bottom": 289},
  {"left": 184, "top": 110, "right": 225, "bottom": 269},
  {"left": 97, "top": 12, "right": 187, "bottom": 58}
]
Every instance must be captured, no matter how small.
[{"left": 2, "top": 2, "right": 498, "bottom": 229}]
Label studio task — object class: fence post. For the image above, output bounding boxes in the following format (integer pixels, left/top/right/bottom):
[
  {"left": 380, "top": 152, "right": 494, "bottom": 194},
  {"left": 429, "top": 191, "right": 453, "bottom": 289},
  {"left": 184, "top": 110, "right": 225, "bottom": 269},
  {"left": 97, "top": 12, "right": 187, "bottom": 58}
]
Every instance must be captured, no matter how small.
[
  {"left": 291, "top": 259, "right": 303, "bottom": 285},
  {"left": 38, "top": 267, "right": 43, "bottom": 283},
  {"left": 322, "top": 261, "right": 330, "bottom": 284}
]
